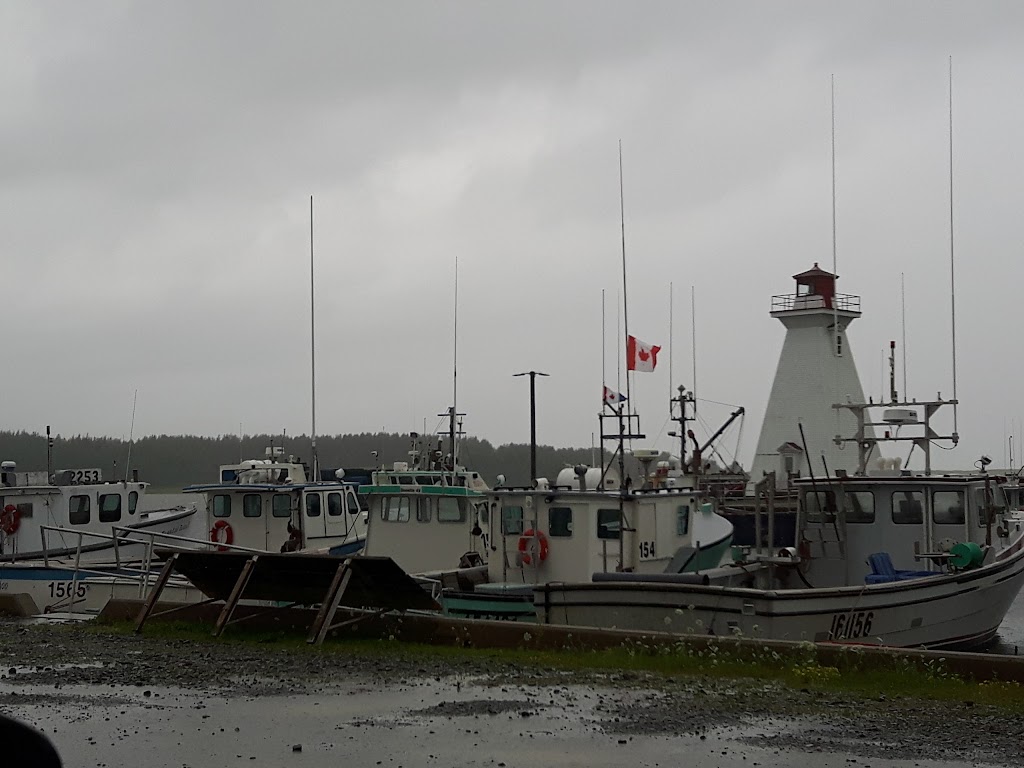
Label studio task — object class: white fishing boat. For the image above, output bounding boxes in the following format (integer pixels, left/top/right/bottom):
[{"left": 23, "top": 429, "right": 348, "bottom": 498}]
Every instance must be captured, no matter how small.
[
  {"left": 359, "top": 401, "right": 736, "bottom": 620},
  {"left": 181, "top": 447, "right": 368, "bottom": 557},
  {"left": 0, "top": 454, "right": 199, "bottom": 615}
]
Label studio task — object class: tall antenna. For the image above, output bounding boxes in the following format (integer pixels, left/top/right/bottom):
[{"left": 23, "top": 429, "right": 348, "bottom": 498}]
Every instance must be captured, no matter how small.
[
  {"left": 690, "top": 285, "right": 697, "bottom": 416},
  {"left": 452, "top": 253, "right": 459, "bottom": 468},
  {"left": 601, "top": 288, "right": 607, "bottom": 401},
  {"left": 309, "top": 195, "right": 319, "bottom": 480},
  {"left": 901, "top": 271, "right": 908, "bottom": 396},
  {"left": 618, "top": 140, "right": 632, "bottom": 411},
  {"left": 668, "top": 281, "right": 674, "bottom": 410},
  {"left": 948, "top": 55, "right": 959, "bottom": 439},
  {"left": 831, "top": 74, "right": 840, "bottom": 393},
  {"left": 124, "top": 389, "right": 138, "bottom": 484}
]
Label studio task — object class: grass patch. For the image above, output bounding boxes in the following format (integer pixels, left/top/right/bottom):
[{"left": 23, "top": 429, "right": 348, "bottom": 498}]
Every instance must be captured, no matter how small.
[{"left": 89, "top": 618, "right": 1024, "bottom": 711}]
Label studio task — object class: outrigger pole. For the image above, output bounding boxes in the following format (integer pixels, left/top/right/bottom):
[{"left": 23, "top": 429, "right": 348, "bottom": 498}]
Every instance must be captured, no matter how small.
[{"left": 309, "top": 195, "right": 320, "bottom": 481}]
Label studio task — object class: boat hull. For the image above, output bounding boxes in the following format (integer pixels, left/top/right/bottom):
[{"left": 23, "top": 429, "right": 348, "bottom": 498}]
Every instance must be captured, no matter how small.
[
  {"left": 0, "top": 563, "right": 204, "bottom": 616},
  {"left": 533, "top": 534, "right": 1024, "bottom": 650}
]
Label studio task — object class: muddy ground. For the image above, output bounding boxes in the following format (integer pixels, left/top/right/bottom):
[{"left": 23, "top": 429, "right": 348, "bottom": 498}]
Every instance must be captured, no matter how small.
[{"left": 0, "top": 620, "right": 1019, "bottom": 767}]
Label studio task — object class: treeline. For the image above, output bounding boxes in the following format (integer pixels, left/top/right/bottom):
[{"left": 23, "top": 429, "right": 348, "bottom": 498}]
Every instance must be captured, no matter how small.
[{"left": 0, "top": 430, "right": 623, "bottom": 490}]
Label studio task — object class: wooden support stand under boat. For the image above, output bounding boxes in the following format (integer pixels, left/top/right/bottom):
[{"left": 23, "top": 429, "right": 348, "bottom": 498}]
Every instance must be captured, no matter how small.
[{"left": 134, "top": 552, "right": 440, "bottom": 645}]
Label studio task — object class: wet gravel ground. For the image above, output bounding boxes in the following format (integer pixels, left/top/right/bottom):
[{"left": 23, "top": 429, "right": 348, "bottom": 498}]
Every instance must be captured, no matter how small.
[{"left": 0, "top": 620, "right": 1019, "bottom": 767}]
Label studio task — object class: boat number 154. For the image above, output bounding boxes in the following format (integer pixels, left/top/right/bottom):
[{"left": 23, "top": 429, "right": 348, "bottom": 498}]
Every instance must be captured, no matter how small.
[{"left": 638, "top": 541, "right": 656, "bottom": 558}]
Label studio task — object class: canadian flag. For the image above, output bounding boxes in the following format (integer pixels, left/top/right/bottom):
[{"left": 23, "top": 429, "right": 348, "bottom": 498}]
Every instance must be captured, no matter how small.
[{"left": 626, "top": 335, "right": 661, "bottom": 372}]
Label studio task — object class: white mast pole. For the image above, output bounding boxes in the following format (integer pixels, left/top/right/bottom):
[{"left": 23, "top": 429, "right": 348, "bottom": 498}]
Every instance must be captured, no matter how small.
[
  {"left": 309, "top": 195, "right": 319, "bottom": 480},
  {"left": 618, "top": 140, "right": 632, "bottom": 412},
  {"left": 948, "top": 55, "right": 959, "bottom": 440}
]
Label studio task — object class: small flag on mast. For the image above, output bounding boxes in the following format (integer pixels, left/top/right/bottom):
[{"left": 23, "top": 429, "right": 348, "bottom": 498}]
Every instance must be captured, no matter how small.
[
  {"left": 626, "top": 335, "right": 661, "bottom": 372},
  {"left": 603, "top": 386, "right": 627, "bottom": 406}
]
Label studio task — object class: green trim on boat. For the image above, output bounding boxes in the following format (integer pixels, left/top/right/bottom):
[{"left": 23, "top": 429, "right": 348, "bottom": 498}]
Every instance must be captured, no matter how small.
[{"left": 359, "top": 485, "right": 485, "bottom": 497}]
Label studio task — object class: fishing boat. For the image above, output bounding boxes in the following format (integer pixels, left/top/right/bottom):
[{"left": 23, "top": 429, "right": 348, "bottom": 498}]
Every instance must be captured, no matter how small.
[
  {"left": 534, "top": 390, "right": 1024, "bottom": 650},
  {"left": 181, "top": 447, "right": 368, "bottom": 557},
  {"left": 358, "top": 398, "right": 736, "bottom": 621},
  {"left": 0, "top": 455, "right": 199, "bottom": 615}
]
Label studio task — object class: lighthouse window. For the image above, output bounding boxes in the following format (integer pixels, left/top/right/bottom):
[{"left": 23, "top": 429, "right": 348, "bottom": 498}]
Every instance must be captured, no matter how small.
[
  {"left": 212, "top": 495, "right": 231, "bottom": 518},
  {"left": 548, "top": 507, "right": 573, "bottom": 537},
  {"left": 99, "top": 493, "right": 122, "bottom": 523},
  {"left": 835, "top": 332, "right": 843, "bottom": 357},
  {"left": 597, "top": 508, "right": 621, "bottom": 540},
  {"left": 272, "top": 494, "right": 292, "bottom": 518},
  {"left": 69, "top": 495, "right": 90, "bottom": 525},
  {"left": 892, "top": 490, "right": 924, "bottom": 524},
  {"left": 932, "top": 491, "right": 965, "bottom": 525}
]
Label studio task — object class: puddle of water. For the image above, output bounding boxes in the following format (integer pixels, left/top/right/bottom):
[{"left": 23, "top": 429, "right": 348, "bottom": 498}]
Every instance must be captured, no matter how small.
[{"left": 0, "top": 679, "right": 989, "bottom": 768}]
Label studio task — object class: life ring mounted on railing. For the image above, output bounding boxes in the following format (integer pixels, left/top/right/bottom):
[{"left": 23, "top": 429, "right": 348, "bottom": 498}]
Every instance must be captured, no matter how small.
[
  {"left": 1, "top": 504, "right": 20, "bottom": 535},
  {"left": 210, "top": 519, "right": 233, "bottom": 551},
  {"left": 517, "top": 528, "right": 549, "bottom": 566}
]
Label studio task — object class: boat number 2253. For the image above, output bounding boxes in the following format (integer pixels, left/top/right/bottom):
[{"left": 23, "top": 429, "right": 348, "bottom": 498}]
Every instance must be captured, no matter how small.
[{"left": 829, "top": 610, "right": 874, "bottom": 640}]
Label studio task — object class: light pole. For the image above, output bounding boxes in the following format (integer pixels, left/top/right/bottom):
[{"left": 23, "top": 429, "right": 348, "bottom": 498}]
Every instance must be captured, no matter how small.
[{"left": 513, "top": 371, "right": 549, "bottom": 485}]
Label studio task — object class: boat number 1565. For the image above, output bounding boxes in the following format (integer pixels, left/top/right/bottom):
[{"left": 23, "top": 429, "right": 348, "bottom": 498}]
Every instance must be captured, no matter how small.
[{"left": 48, "top": 582, "right": 88, "bottom": 599}]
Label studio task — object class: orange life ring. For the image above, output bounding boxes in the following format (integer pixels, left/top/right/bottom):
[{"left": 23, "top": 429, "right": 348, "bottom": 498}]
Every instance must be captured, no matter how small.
[
  {"left": 517, "top": 529, "right": 549, "bottom": 565},
  {"left": 210, "top": 520, "right": 233, "bottom": 551},
  {"left": 1, "top": 504, "right": 20, "bottom": 535}
]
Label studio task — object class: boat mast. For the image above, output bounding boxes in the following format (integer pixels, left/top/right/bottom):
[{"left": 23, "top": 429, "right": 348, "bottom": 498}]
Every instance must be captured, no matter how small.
[
  {"left": 309, "top": 195, "right": 319, "bottom": 481},
  {"left": 948, "top": 56, "right": 959, "bottom": 442}
]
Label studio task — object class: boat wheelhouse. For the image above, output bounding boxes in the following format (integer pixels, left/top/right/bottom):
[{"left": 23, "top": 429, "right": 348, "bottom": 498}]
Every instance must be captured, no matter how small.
[
  {"left": 0, "top": 461, "right": 194, "bottom": 562},
  {"left": 183, "top": 448, "right": 367, "bottom": 556}
]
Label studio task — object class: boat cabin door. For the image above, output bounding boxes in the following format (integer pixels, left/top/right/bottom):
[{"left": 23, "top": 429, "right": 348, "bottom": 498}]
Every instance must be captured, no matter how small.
[{"left": 302, "top": 488, "right": 360, "bottom": 546}]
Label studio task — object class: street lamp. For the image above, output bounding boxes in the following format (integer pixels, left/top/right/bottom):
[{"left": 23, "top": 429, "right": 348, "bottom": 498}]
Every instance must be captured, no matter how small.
[{"left": 513, "top": 371, "right": 549, "bottom": 486}]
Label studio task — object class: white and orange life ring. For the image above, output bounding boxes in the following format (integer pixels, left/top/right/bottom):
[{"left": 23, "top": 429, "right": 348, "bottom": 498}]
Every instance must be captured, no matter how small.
[
  {"left": 1, "top": 504, "right": 20, "bottom": 535},
  {"left": 517, "top": 529, "right": 549, "bottom": 566},
  {"left": 210, "top": 520, "right": 233, "bottom": 551}
]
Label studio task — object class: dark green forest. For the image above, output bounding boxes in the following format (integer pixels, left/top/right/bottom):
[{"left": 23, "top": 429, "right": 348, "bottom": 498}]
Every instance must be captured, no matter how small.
[{"left": 0, "top": 430, "right": 619, "bottom": 490}]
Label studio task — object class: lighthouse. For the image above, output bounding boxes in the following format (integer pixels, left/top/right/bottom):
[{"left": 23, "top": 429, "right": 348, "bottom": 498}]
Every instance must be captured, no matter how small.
[{"left": 749, "top": 263, "right": 875, "bottom": 487}]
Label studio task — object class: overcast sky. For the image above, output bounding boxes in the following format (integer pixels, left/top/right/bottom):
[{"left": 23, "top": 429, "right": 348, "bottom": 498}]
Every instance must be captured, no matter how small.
[{"left": 4, "top": 2, "right": 1023, "bottom": 470}]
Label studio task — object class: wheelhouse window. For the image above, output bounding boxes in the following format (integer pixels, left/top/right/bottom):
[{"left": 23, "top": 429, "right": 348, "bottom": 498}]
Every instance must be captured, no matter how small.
[
  {"left": 597, "top": 508, "right": 620, "bottom": 540},
  {"left": 676, "top": 505, "right": 690, "bottom": 535},
  {"left": 305, "top": 494, "right": 321, "bottom": 518},
  {"left": 99, "top": 493, "right": 122, "bottom": 523},
  {"left": 502, "top": 505, "right": 524, "bottom": 535},
  {"left": 272, "top": 494, "right": 291, "bottom": 518},
  {"left": 382, "top": 497, "right": 410, "bottom": 522},
  {"left": 974, "top": 486, "right": 1006, "bottom": 526},
  {"left": 347, "top": 492, "right": 362, "bottom": 514},
  {"left": 128, "top": 491, "right": 139, "bottom": 515},
  {"left": 892, "top": 490, "right": 924, "bottom": 524},
  {"left": 548, "top": 506, "right": 573, "bottom": 537},
  {"left": 932, "top": 491, "right": 965, "bottom": 525},
  {"left": 437, "top": 497, "right": 466, "bottom": 523},
  {"left": 69, "top": 495, "right": 90, "bottom": 525},
  {"left": 243, "top": 494, "right": 262, "bottom": 518},
  {"left": 416, "top": 498, "right": 432, "bottom": 523},
  {"left": 212, "top": 495, "right": 231, "bottom": 518},
  {"left": 844, "top": 491, "right": 875, "bottom": 524},
  {"left": 328, "top": 493, "right": 344, "bottom": 517},
  {"left": 15, "top": 502, "right": 33, "bottom": 518},
  {"left": 802, "top": 490, "right": 837, "bottom": 521}
]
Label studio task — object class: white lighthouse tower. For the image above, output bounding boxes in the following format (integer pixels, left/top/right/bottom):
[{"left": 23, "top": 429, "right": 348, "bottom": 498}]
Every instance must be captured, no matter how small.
[{"left": 750, "top": 263, "right": 875, "bottom": 487}]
